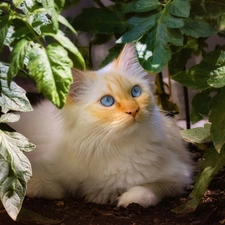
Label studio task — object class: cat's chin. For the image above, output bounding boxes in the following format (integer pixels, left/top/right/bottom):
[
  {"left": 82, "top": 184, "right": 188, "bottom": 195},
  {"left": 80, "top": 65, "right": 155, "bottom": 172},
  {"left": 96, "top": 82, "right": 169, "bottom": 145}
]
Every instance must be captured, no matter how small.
[{"left": 114, "top": 118, "right": 143, "bottom": 136}]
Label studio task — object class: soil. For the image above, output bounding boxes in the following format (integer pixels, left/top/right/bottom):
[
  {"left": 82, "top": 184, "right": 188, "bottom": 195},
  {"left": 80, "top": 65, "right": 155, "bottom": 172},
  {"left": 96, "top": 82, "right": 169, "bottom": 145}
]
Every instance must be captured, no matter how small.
[{"left": 1, "top": 148, "right": 225, "bottom": 225}]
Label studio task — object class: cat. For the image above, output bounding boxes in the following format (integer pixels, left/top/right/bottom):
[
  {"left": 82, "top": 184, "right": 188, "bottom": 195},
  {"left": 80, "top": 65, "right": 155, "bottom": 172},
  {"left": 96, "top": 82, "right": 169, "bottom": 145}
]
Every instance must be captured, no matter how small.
[{"left": 10, "top": 43, "right": 192, "bottom": 208}]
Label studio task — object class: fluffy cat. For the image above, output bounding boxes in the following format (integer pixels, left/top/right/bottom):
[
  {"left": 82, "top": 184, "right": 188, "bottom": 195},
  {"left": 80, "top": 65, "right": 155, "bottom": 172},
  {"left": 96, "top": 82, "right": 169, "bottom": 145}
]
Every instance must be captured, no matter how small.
[{"left": 10, "top": 43, "right": 192, "bottom": 208}]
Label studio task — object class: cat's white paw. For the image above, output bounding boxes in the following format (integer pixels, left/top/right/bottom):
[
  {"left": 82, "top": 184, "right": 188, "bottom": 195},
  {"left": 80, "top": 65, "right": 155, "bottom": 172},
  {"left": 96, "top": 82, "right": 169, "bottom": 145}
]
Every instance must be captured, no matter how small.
[{"left": 117, "top": 186, "right": 160, "bottom": 208}]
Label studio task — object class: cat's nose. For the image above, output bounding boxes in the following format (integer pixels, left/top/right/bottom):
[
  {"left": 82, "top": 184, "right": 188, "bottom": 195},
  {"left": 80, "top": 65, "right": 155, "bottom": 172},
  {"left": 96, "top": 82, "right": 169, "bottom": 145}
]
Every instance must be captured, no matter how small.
[{"left": 126, "top": 108, "right": 139, "bottom": 118}]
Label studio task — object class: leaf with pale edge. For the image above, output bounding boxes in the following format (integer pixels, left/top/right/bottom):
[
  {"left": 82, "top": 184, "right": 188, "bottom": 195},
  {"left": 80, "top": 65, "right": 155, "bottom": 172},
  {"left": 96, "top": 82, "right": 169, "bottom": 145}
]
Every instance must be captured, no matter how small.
[
  {"left": 209, "top": 87, "right": 225, "bottom": 152},
  {"left": 172, "top": 48, "right": 225, "bottom": 90},
  {"left": 0, "top": 63, "right": 32, "bottom": 113},
  {"left": 27, "top": 43, "right": 73, "bottom": 108},
  {"left": 0, "top": 113, "right": 35, "bottom": 221},
  {"left": 173, "top": 147, "right": 225, "bottom": 214},
  {"left": 180, "top": 123, "right": 211, "bottom": 144}
]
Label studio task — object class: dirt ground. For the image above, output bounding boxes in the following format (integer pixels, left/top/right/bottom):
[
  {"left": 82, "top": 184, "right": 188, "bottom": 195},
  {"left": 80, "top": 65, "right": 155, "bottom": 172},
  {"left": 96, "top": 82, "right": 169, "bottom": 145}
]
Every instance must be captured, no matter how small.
[{"left": 1, "top": 148, "right": 225, "bottom": 225}]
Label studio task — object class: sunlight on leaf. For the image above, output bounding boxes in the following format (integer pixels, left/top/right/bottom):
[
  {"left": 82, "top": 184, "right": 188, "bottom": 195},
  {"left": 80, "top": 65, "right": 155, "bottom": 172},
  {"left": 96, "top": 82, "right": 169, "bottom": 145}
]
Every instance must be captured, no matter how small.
[{"left": 27, "top": 43, "right": 73, "bottom": 108}]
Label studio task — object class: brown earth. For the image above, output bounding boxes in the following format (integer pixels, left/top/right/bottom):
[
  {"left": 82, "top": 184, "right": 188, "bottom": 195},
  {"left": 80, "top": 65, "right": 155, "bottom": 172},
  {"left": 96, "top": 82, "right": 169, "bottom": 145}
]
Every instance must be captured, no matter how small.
[{"left": 1, "top": 148, "right": 225, "bottom": 225}]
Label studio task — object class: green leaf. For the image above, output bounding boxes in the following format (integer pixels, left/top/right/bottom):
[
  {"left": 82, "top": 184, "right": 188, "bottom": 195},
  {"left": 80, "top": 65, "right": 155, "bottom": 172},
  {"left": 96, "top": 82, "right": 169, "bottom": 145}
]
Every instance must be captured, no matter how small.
[
  {"left": 166, "top": 0, "right": 190, "bottom": 18},
  {"left": 72, "top": 7, "right": 127, "bottom": 35},
  {"left": 27, "top": 43, "right": 73, "bottom": 108},
  {"left": 137, "top": 29, "right": 171, "bottom": 73},
  {"left": 172, "top": 48, "right": 225, "bottom": 90},
  {"left": 180, "top": 123, "right": 211, "bottom": 144},
  {"left": 180, "top": 18, "right": 216, "bottom": 38},
  {"left": 0, "top": 129, "right": 35, "bottom": 220},
  {"left": 173, "top": 147, "right": 225, "bottom": 214},
  {"left": 133, "top": 0, "right": 161, "bottom": 12},
  {"left": 117, "top": 13, "right": 159, "bottom": 43},
  {"left": 209, "top": 87, "right": 225, "bottom": 152},
  {"left": 0, "top": 63, "right": 32, "bottom": 113},
  {"left": 58, "top": 15, "right": 77, "bottom": 34},
  {"left": 0, "top": 14, "right": 11, "bottom": 51},
  {"left": 43, "top": 30, "right": 85, "bottom": 70},
  {"left": 8, "top": 39, "right": 30, "bottom": 82}
]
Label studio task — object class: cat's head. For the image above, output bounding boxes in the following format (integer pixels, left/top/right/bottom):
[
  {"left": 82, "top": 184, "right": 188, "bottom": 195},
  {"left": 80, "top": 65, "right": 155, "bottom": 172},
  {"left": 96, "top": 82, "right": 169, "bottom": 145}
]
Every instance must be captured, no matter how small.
[{"left": 65, "top": 43, "right": 155, "bottom": 135}]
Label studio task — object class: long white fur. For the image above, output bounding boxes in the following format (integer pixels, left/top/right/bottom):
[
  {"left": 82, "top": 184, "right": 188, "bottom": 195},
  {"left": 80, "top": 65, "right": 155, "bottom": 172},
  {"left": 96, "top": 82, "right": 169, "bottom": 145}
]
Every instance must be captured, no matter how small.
[{"left": 9, "top": 43, "right": 192, "bottom": 207}]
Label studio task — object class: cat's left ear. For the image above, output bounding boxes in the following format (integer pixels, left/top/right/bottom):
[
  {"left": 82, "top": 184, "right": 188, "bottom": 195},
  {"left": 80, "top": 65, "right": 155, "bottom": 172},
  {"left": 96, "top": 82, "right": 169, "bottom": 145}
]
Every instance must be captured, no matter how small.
[{"left": 113, "top": 43, "right": 146, "bottom": 77}]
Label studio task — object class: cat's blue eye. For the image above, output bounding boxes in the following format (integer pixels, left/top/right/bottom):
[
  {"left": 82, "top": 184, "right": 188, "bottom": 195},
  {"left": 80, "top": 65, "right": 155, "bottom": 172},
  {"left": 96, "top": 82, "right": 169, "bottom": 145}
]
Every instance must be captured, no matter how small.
[
  {"left": 131, "top": 85, "right": 142, "bottom": 97},
  {"left": 100, "top": 95, "right": 115, "bottom": 107}
]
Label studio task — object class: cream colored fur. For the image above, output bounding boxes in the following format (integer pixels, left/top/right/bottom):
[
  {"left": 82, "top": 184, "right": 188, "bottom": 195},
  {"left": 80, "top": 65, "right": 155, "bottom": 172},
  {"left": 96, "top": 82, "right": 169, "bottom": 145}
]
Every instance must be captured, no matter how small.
[{"left": 10, "top": 44, "right": 192, "bottom": 208}]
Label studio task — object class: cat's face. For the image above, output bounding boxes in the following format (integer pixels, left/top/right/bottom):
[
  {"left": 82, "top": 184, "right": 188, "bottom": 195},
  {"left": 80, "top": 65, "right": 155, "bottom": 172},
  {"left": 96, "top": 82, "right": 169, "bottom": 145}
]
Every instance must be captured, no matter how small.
[
  {"left": 85, "top": 70, "right": 152, "bottom": 130},
  {"left": 66, "top": 44, "right": 155, "bottom": 134}
]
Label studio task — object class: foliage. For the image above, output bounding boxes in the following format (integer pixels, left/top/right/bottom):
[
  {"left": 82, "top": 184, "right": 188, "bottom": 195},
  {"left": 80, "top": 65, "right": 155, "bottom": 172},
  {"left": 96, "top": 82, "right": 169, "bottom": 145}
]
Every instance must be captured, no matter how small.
[
  {"left": 0, "top": 0, "right": 85, "bottom": 220},
  {"left": 1, "top": 0, "right": 225, "bottom": 220}
]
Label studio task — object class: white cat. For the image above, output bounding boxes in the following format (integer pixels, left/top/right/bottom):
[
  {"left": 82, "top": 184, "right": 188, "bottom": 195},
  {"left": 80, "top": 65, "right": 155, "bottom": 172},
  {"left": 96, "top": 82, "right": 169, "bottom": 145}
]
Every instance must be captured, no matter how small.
[{"left": 10, "top": 43, "right": 192, "bottom": 208}]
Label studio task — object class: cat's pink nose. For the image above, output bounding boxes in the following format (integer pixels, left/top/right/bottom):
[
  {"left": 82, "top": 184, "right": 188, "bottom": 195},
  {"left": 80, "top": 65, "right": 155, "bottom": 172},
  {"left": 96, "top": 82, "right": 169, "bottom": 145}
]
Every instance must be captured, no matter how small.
[{"left": 126, "top": 108, "right": 139, "bottom": 118}]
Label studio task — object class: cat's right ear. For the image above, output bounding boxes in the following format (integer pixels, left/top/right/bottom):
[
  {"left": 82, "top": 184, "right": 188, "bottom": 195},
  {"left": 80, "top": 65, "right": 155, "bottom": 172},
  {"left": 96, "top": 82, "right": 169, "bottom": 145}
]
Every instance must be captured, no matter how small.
[{"left": 67, "top": 68, "right": 86, "bottom": 103}]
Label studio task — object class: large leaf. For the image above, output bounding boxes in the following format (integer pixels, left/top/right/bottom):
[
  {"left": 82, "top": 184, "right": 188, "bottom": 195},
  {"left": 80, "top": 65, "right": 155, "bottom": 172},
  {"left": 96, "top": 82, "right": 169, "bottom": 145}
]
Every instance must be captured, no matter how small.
[
  {"left": 0, "top": 63, "right": 32, "bottom": 113},
  {"left": 172, "top": 48, "right": 225, "bottom": 90},
  {"left": 173, "top": 147, "right": 225, "bottom": 214},
  {"left": 43, "top": 30, "right": 85, "bottom": 70},
  {"left": 27, "top": 43, "right": 73, "bottom": 108},
  {"left": 0, "top": 112, "right": 35, "bottom": 220},
  {"left": 7, "top": 38, "right": 30, "bottom": 82},
  {"left": 209, "top": 87, "right": 225, "bottom": 152},
  {"left": 0, "top": 129, "right": 34, "bottom": 221},
  {"left": 72, "top": 7, "right": 127, "bottom": 35}
]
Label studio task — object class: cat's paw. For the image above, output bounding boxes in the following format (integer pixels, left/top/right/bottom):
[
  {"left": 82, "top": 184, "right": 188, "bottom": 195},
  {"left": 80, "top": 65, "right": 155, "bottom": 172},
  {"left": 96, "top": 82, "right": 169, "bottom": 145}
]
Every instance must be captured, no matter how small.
[{"left": 117, "top": 186, "right": 160, "bottom": 208}]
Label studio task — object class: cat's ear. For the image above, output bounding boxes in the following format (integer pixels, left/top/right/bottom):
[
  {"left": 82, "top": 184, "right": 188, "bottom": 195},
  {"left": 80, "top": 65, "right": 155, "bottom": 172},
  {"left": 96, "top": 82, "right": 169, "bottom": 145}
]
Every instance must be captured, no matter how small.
[
  {"left": 113, "top": 43, "right": 146, "bottom": 77},
  {"left": 67, "top": 68, "right": 87, "bottom": 103}
]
